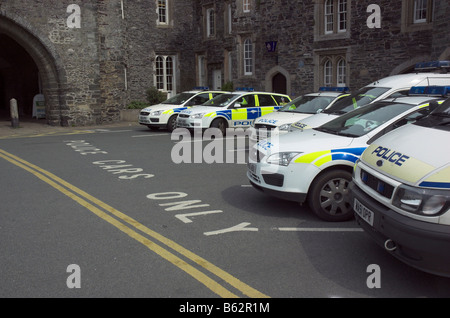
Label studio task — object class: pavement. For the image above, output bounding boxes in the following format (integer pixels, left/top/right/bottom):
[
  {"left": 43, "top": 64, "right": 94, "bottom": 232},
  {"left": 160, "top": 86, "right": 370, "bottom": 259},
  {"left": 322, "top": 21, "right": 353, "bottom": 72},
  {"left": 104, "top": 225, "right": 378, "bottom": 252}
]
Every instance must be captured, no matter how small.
[{"left": 0, "top": 118, "right": 141, "bottom": 139}]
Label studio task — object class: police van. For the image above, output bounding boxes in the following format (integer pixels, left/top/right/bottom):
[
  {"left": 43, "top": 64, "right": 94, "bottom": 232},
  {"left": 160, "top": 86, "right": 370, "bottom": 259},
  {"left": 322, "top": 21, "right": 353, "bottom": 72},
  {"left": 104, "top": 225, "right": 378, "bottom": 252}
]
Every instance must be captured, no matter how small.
[
  {"left": 289, "top": 61, "right": 450, "bottom": 132},
  {"left": 247, "top": 88, "right": 447, "bottom": 222},
  {"left": 350, "top": 94, "right": 450, "bottom": 278},
  {"left": 248, "top": 87, "right": 350, "bottom": 142},
  {"left": 176, "top": 89, "right": 291, "bottom": 135},
  {"left": 139, "top": 88, "right": 226, "bottom": 132}
]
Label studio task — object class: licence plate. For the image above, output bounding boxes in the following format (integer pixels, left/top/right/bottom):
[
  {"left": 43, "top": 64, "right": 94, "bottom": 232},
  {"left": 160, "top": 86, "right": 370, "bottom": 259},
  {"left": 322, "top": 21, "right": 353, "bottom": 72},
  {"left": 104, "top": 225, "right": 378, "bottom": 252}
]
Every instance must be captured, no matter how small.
[
  {"left": 354, "top": 198, "right": 374, "bottom": 226},
  {"left": 139, "top": 116, "right": 148, "bottom": 123},
  {"left": 178, "top": 119, "right": 187, "bottom": 126}
]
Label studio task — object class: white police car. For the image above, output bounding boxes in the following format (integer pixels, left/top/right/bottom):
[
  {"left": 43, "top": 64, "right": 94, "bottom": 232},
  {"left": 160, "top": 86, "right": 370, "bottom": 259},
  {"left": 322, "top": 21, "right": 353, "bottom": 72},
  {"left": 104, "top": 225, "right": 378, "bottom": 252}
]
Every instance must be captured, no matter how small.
[
  {"left": 248, "top": 89, "right": 446, "bottom": 222},
  {"left": 139, "top": 88, "right": 226, "bottom": 131},
  {"left": 249, "top": 87, "right": 350, "bottom": 142},
  {"left": 176, "top": 89, "right": 291, "bottom": 135},
  {"left": 289, "top": 62, "right": 450, "bottom": 132},
  {"left": 350, "top": 94, "right": 450, "bottom": 277}
]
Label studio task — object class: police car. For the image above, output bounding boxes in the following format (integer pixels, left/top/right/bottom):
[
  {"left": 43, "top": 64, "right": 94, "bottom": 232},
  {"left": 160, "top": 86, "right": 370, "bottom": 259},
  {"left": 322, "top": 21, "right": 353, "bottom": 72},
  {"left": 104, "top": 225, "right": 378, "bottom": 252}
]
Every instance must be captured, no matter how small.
[
  {"left": 175, "top": 89, "right": 291, "bottom": 135},
  {"left": 350, "top": 94, "right": 450, "bottom": 278},
  {"left": 289, "top": 62, "right": 450, "bottom": 132},
  {"left": 247, "top": 88, "right": 447, "bottom": 222},
  {"left": 248, "top": 87, "right": 350, "bottom": 142},
  {"left": 139, "top": 88, "right": 226, "bottom": 131}
]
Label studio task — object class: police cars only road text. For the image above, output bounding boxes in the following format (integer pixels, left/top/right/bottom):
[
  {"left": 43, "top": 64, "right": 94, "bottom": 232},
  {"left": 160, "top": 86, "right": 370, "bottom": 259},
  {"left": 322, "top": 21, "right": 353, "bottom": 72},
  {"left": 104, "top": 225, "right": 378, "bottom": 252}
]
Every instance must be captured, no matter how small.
[{"left": 248, "top": 93, "right": 444, "bottom": 222}]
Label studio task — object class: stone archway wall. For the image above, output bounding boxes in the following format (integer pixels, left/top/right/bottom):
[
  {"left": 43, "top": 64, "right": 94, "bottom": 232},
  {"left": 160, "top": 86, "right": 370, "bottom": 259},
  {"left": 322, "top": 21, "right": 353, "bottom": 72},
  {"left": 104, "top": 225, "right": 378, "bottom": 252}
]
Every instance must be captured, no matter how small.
[
  {"left": 0, "top": 13, "right": 66, "bottom": 126},
  {"left": 264, "top": 66, "right": 291, "bottom": 96},
  {"left": 438, "top": 47, "right": 450, "bottom": 60},
  {"left": 389, "top": 55, "right": 431, "bottom": 75}
]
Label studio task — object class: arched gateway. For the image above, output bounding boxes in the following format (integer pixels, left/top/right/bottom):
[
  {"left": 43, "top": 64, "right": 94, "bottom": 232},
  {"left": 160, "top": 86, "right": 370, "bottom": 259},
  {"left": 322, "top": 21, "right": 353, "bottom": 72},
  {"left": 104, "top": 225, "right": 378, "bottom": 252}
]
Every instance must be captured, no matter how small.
[{"left": 0, "top": 14, "right": 66, "bottom": 126}]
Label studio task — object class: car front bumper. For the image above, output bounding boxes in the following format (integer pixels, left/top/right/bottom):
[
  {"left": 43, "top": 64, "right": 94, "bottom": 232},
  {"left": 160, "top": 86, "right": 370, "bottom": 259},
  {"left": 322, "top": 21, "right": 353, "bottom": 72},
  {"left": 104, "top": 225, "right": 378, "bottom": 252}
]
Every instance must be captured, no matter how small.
[{"left": 350, "top": 181, "right": 450, "bottom": 278}]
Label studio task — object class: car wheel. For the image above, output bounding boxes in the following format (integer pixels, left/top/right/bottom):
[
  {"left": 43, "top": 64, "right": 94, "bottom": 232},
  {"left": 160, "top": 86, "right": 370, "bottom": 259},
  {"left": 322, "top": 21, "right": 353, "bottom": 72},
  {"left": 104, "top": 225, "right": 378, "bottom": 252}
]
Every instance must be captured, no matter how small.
[
  {"left": 307, "top": 169, "right": 353, "bottom": 222},
  {"left": 167, "top": 115, "right": 178, "bottom": 132},
  {"left": 211, "top": 118, "right": 227, "bottom": 136}
]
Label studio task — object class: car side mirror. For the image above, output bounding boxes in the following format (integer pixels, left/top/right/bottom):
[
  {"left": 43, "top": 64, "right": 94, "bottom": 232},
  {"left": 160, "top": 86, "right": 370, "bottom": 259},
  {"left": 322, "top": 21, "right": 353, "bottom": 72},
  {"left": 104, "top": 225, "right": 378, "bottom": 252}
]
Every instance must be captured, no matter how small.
[{"left": 234, "top": 103, "right": 242, "bottom": 108}]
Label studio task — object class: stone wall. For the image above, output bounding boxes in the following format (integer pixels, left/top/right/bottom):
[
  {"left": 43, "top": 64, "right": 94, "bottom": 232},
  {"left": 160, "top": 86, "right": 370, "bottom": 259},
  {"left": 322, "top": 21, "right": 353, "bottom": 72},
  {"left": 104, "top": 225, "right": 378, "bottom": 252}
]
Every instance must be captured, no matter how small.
[{"left": 0, "top": 0, "right": 448, "bottom": 126}]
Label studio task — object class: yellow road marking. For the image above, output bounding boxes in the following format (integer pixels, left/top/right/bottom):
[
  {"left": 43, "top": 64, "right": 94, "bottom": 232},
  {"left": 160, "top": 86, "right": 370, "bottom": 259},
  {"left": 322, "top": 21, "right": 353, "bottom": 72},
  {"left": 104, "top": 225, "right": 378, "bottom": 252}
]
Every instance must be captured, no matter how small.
[{"left": 0, "top": 148, "right": 269, "bottom": 298}]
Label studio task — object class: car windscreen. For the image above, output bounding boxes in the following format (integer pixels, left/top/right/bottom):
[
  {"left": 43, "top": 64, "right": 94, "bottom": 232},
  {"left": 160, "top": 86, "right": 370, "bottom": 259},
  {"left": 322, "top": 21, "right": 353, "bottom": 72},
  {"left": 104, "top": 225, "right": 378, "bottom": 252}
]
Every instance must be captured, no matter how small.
[
  {"left": 314, "top": 101, "right": 414, "bottom": 138},
  {"left": 278, "top": 95, "right": 336, "bottom": 114},
  {"left": 162, "top": 93, "right": 196, "bottom": 105},
  {"left": 415, "top": 98, "right": 450, "bottom": 131},
  {"left": 322, "top": 87, "right": 390, "bottom": 115},
  {"left": 202, "top": 93, "right": 239, "bottom": 107}
]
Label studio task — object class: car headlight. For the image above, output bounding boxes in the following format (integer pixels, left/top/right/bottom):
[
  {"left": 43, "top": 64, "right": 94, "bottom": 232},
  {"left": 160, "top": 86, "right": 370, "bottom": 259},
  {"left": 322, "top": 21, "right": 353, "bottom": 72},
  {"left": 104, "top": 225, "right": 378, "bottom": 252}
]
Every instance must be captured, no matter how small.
[
  {"left": 266, "top": 152, "right": 301, "bottom": 166},
  {"left": 392, "top": 184, "right": 450, "bottom": 216},
  {"left": 278, "top": 123, "right": 292, "bottom": 131},
  {"left": 151, "top": 110, "right": 163, "bottom": 116},
  {"left": 190, "top": 112, "right": 206, "bottom": 119}
]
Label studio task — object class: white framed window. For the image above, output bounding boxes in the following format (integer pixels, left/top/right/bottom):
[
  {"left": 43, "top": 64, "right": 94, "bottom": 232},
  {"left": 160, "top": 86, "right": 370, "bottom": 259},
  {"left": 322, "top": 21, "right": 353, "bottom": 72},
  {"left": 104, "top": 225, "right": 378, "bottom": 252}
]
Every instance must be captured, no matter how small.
[
  {"left": 206, "top": 8, "right": 215, "bottom": 37},
  {"left": 414, "top": 0, "right": 428, "bottom": 23},
  {"left": 244, "top": 38, "right": 253, "bottom": 75},
  {"left": 157, "top": 0, "right": 168, "bottom": 25},
  {"left": 319, "top": 0, "right": 349, "bottom": 38},
  {"left": 325, "top": 0, "right": 334, "bottom": 34},
  {"left": 401, "top": 0, "right": 433, "bottom": 32},
  {"left": 155, "top": 55, "right": 175, "bottom": 93},
  {"left": 243, "top": 0, "right": 251, "bottom": 13},
  {"left": 337, "top": 58, "right": 347, "bottom": 87},
  {"left": 318, "top": 53, "right": 348, "bottom": 88},
  {"left": 338, "top": 0, "right": 347, "bottom": 32}
]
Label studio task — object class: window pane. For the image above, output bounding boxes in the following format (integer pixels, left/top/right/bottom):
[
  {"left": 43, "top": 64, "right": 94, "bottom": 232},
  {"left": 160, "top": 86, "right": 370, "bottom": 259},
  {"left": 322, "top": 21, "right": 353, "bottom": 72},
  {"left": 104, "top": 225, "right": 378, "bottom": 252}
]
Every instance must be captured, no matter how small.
[
  {"left": 338, "top": 0, "right": 347, "bottom": 31},
  {"left": 207, "top": 9, "right": 215, "bottom": 36},
  {"left": 156, "top": 56, "right": 164, "bottom": 89},
  {"left": 325, "top": 0, "right": 334, "bottom": 33},
  {"left": 244, "top": 39, "right": 253, "bottom": 74},
  {"left": 166, "top": 57, "right": 173, "bottom": 91},
  {"left": 257, "top": 94, "right": 276, "bottom": 106},
  {"left": 337, "top": 58, "right": 346, "bottom": 86},
  {"left": 158, "top": 0, "right": 167, "bottom": 24},
  {"left": 324, "top": 60, "right": 332, "bottom": 86},
  {"left": 414, "top": 0, "right": 427, "bottom": 23},
  {"left": 243, "top": 0, "right": 251, "bottom": 12}
]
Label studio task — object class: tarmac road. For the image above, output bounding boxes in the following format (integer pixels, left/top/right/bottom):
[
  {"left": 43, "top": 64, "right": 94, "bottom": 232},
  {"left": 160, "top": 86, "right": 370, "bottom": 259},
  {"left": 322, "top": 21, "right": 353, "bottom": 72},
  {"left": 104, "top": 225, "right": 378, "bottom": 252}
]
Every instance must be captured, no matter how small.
[{"left": 0, "top": 118, "right": 140, "bottom": 139}]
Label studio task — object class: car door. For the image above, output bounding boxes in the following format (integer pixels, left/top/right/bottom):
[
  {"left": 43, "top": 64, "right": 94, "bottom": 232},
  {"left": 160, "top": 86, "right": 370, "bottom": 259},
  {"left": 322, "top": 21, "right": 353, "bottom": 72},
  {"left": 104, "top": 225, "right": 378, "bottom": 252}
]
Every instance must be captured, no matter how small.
[
  {"left": 258, "top": 93, "right": 282, "bottom": 118},
  {"left": 229, "top": 94, "right": 256, "bottom": 128}
]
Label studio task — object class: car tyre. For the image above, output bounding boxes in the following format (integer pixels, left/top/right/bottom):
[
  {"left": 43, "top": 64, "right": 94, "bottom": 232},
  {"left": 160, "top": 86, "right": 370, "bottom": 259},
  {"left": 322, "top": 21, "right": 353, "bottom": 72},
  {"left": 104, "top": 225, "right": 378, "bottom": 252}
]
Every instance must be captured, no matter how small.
[
  {"left": 167, "top": 115, "right": 178, "bottom": 132},
  {"left": 307, "top": 169, "right": 353, "bottom": 222},
  {"left": 211, "top": 118, "right": 227, "bottom": 136}
]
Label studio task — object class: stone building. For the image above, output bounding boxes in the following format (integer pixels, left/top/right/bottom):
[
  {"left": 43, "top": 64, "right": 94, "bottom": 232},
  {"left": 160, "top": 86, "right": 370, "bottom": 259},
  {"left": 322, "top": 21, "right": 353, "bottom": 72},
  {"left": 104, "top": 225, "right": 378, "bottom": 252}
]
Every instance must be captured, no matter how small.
[{"left": 0, "top": 0, "right": 448, "bottom": 126}]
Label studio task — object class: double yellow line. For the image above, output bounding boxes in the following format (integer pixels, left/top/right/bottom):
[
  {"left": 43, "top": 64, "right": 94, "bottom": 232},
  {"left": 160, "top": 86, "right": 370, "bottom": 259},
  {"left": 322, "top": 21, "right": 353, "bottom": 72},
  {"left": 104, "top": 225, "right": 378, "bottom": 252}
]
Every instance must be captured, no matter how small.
[{"left": 0, "top": 148, "right": 268, "bottom": 298}]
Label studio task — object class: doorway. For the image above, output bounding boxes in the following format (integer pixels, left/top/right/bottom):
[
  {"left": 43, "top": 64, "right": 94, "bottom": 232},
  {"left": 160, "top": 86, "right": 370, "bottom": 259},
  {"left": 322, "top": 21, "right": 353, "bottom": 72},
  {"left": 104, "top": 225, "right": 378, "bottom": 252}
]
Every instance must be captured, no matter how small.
[
  {"left": 0, "top": 34, "right": 40, "bottom": 120},
  {"left": 272, "top": 73, "right": 287, "bottom": 94}
]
